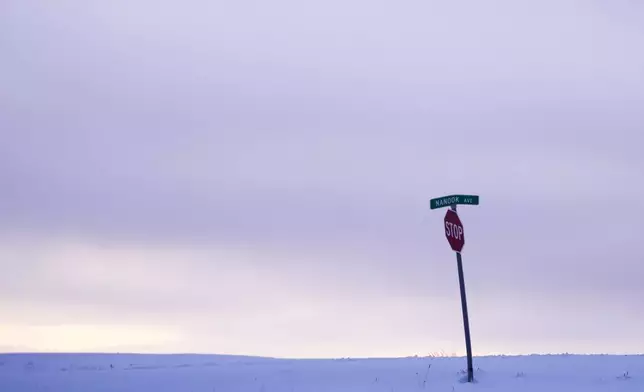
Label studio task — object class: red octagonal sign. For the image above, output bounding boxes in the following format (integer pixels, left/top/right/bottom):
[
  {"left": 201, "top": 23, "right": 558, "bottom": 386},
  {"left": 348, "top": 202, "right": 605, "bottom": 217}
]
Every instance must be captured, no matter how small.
[{"left": 444, "top": 209, "right": 465, "bottom": 253}]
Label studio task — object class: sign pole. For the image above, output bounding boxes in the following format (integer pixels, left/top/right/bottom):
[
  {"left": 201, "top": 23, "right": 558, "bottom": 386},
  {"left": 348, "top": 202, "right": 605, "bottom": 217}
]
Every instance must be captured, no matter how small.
[
  {"left": 451, "top": 204, "right": 474, "bottom": 383},
  {"left": 430, "top": 194, "right": 478, "bottom": 382}
]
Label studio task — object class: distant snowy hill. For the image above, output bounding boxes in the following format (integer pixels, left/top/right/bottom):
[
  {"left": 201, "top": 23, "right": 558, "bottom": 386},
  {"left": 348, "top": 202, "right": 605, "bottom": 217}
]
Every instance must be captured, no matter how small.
[{"left": 0, "top": 353, "right": 642, "bottom": 391}]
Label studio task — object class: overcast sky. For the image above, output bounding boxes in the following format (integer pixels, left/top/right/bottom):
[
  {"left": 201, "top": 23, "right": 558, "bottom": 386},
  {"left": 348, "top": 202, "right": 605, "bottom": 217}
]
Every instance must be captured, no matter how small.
[{"left": 1, "top": 0, "right": 644, "bottom": 357}]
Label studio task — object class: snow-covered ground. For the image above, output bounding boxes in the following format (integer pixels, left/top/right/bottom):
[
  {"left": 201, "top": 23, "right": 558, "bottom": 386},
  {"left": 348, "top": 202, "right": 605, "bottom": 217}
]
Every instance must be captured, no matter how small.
[{"left": 0, "top": 353, "right": 642, "bottom": 391}]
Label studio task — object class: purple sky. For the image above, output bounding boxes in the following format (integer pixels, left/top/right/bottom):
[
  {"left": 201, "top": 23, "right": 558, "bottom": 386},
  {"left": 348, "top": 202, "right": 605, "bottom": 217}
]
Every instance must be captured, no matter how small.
[{"left": 1, "top": 0, "right": 644, "bottom": 357}]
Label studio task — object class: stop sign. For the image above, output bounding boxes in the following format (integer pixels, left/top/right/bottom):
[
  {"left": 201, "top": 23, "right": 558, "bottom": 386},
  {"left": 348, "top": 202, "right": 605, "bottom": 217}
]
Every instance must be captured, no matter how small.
[{"left": 444, "top": 209, "right": 465, "bottom": 252}]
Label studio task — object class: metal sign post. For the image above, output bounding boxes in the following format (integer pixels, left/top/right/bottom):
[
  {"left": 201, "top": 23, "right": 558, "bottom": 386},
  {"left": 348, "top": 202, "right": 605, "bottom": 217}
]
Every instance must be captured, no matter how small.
[{"left": 430, "top": 194, "right": 479, "bottom": 383}]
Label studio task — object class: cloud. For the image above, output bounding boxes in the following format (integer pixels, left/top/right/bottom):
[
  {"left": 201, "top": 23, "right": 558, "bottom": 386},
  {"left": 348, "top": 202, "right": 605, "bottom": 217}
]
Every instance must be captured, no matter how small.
[{"left": 1, "top": 0, "right": 643, "bottom": 356}]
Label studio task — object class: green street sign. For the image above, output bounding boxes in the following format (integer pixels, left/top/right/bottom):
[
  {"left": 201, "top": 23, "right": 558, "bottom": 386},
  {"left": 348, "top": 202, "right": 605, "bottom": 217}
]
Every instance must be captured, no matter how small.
[{"left": 430, "top": 194, "right": 479, "bottom": 210}]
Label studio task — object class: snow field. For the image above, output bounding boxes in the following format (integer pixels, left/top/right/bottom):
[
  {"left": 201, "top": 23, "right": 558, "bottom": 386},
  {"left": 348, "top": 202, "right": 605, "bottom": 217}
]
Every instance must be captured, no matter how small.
[{"left": 0, "top": 353, "right": 642, "bottom": 392}]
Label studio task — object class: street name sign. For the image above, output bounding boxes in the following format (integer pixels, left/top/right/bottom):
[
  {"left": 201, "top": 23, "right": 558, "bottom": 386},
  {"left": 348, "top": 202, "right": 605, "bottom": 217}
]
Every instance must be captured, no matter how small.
[{"left": 430, "top": 194, "right": 479, "bottom": 210}]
